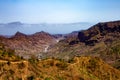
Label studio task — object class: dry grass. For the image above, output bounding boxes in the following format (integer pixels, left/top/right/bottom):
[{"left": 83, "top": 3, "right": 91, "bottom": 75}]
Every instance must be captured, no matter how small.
[{"left": 0, "top": 56, "right": 120, "bottom": 80}]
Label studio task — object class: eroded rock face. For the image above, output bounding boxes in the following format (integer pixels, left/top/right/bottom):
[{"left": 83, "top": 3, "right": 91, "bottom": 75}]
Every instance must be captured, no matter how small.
[
  {"left": 78, "top": 21, "right": 120, "bottom": 45},
  {"left": 0, "top": 31, "right": 56, "bottom": 59}
]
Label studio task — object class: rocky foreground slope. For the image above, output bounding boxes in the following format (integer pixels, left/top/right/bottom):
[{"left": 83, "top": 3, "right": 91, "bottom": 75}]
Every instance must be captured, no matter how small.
[{"left": 0, "top": 56, "right": 120, "bottom": 80}]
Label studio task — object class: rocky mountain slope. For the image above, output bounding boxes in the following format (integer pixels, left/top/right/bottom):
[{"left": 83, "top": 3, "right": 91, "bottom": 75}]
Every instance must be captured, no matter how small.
[
  {"left": 0, "top": 20, "right": 120, "bottom": 80},
  {"left": 0, "top": 31, "right": 57, "bottom": 59},
  {"left": 47, "top": 21, "right": 120, "bottom": 70},
  {"left": 78, "top": 21, "right": 120, "bottom": 45}
]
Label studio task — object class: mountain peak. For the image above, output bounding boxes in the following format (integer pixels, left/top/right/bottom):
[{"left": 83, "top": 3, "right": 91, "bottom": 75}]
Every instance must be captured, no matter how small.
[
  {"left": 14, "top": 31, "right": 27, "bottom": 38},
  {"left": 95, "top": 20, "right": 120, "bottom": 28},
  {"left": 33, "top": 31, "right": 51, "bottom": 36},
  {"left": 7, "top": 22, "right": 23, "bottom": 25},
  {"left": 35, "top": 31, "right": 47, "bottom": 34}
]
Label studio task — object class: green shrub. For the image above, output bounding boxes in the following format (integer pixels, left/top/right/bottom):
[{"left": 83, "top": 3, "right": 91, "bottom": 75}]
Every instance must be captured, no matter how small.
[
  {"left": 7, "top": 61, "right": 11, "bottom": 65},
  {"left": 111, "top": 46, "right": 120, "bottom": 55},
  {"left": 56, "top": 76, "right": 64, "bottom": 80},
  {"left": 28, "top": 56, "right": 38, "bottom": 64},
  {"left": 56, "top": 62, "right": 68, "bottom": 70},
  {"left": 44, "top": 77, "right": 52, "bottom": 80},
  {"left": 79, "top": 77, "right": 84, "bottom": 80},
  {"left": 16, "top": 77, "right": 22, "bottom": 80},
  {"left": 9, "top": 69, "right": 15, "bottom": 75},
  {"left": 68, "top": 58, "right": 74, "bottom": 63},
  {"left": 18, "top": 62, "right": 26, "bottom": 69},
  {"left": 87, "top": 58, "right": 98, "bottom": 72},
  {"left": 27, "top": 75, "right": 35, "bottom": 80}
]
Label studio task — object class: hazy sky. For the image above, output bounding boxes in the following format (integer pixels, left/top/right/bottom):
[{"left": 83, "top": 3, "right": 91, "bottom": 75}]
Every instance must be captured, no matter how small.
[{"left": 0, "top": 0, "right": 120, "bottom": 23}]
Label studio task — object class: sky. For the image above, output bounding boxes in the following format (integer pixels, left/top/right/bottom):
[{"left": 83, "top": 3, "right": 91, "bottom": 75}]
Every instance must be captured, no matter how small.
[{"left": 0, "top": 0, "right": 120, "bottom": 23}]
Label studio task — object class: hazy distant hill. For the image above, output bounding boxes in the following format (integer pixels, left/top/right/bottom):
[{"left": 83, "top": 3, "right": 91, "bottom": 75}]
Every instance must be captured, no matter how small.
[
  {"left": 0, "top": 22, "right": 93, "bottom": 35},
  {"left": 7, "top": 22, "right": 23, "bottom": 25}
]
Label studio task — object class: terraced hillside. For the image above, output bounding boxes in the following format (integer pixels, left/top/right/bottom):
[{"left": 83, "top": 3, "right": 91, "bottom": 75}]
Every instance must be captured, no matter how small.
[{"left": 0, "top": 56, "right": 120, "bottom": 80}]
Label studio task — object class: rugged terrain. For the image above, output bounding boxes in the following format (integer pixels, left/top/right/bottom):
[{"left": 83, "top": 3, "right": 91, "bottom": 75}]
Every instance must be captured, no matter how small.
[
  {"left": 0, "top": 20, "right": 120, "bottom": 80},
  {"left": 0, "top": 55, "right": 120, "bottom": 80},
  {"left": 46, "top": 21, "right": 120, "bottom": 70},
  {"left": 1, "top": 43, "right": 120, "bottom": 80},
  {"left": 0, "top": 31, "right": 57, "bottom": 59}
]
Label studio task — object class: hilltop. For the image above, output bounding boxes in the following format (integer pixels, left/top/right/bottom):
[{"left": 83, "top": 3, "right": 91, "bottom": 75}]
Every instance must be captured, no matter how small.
[{"left": 78, "top": 20, "right": 120, "bottom": 45}]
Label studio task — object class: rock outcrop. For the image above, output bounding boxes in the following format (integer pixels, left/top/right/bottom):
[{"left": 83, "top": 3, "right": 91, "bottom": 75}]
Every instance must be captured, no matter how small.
[{"left": 78, "top": 21, "right": 120, "bottom": 45}]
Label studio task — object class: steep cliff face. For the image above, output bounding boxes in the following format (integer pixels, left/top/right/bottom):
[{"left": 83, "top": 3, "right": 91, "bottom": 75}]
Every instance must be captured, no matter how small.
[
  {"left": 78, "top": 21, "right": 120, "bottom": 45},
  {"left": 0, "top": 31, "right": 56, "bottom": 59}
]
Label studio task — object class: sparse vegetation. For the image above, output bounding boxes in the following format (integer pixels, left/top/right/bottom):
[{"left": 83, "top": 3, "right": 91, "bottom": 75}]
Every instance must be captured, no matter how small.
[
  {"left": 0, "top": 56, "right": 120, "bottom": 80},
  {"left": 44, "top": 77, "right": 52, "bottom": 80},
  {"left": 27, "top": 75, "right": 35, "bottom": 80},
  {"left": 55, "top": 61, "right": 68, "bottom": 70},
  {"left": 0, "top": 43, "right": 23, "bottom": 61},
  {"left": 0, "top": 21, "right": 120, "bottom": 80},
  {"left": 18, "top": 62, "right": 26, "bottom": 69}
]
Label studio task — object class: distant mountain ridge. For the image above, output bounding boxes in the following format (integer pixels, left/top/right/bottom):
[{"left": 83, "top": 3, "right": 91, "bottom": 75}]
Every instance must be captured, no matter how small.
[
  {"left": 0, "top": 21, "right": 93, "bottom": 35},
  {"left": 7, "top": 21, "right": 23, "bottom": 25}
]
